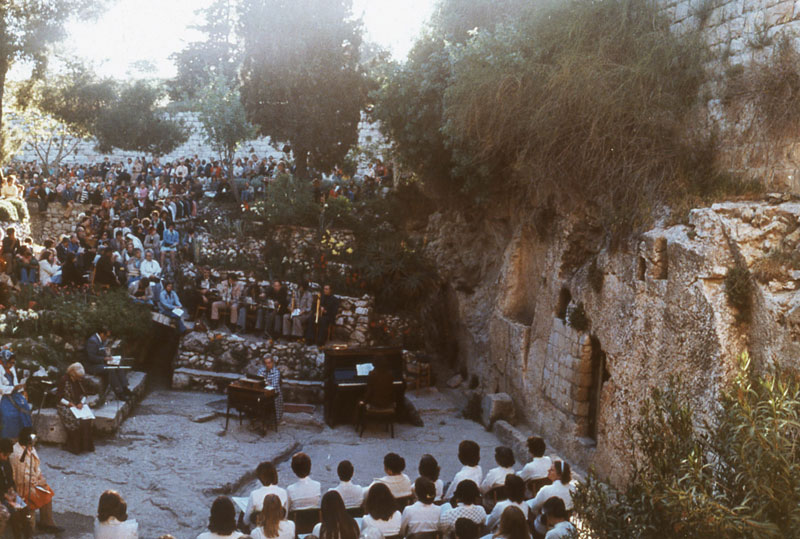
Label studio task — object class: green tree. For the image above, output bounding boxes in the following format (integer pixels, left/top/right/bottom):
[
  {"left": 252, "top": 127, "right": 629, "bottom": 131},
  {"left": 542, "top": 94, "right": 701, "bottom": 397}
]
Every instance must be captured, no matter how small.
[
  {"left": 239, "top": 0, "right": 366, "bottom": 178},
  {"left": 0, "top": 0, "right": 106, "bottom": 161},
  {"left": 196, "top": 74, "right": 257, "bottom": 200},
  {"left": 574, "top": 353, "right": 800, "bottom": 538},
  {"left": 169, "top": 0, "right": 240, "bottom": 101},
  {"left": 92, "top": 80, "right": 188, "bottom": 157}
]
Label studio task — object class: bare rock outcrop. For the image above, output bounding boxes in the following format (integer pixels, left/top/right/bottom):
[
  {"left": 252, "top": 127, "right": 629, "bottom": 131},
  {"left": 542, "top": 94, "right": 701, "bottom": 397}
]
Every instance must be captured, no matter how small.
[{"left": 426, "top": 199, "right": 800, "bottom": 485}]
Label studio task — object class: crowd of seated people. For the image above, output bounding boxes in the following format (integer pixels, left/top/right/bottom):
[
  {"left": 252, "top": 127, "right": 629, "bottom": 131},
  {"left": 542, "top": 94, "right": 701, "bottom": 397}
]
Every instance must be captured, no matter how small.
[
  {"left": 82, "top": 437, "right": 577, "bottom": 539},
  {"left": 27, "top": 436, "right": 573, "bottom": 538}
]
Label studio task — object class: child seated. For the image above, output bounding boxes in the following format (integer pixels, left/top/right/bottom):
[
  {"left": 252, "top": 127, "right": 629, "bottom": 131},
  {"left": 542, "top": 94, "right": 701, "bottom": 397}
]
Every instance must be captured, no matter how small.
[
  {"left": 517, "top": 436, "right": 552, "bottom": 497},
  {"left": 444, "top": 440, "right": 483, "bottom": 501},
  {"left": 286, "top": 452, "right": 321, "bottom": 510},
  {"left": 245, "top": 461, "right": 288, "bottom": 525},
  {"left": 368, "top": 452, "right": 413, "bottom": 498},
  {"left": 480, "top": 446, "right": 516, "bottom": 494},
  {"left": 328, "top": 460, "right": 364, "bottom": 508}
]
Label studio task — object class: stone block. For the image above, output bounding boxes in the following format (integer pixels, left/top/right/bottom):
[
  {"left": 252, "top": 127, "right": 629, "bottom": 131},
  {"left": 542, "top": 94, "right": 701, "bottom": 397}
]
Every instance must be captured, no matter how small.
[
  {"left": 493, "top": 420, "right": 530, "bottom": 464},
  {"left": 446, "top": 374, "right": 463, "bottom": 388},
  {"left": 481, "top": 392, "right": 515, "bottom": 428}
]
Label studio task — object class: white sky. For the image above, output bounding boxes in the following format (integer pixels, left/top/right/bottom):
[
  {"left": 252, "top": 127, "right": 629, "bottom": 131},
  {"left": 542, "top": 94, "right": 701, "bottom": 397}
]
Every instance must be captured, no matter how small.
[{"left": 51, "top": 0, "right": 436, "bottom": 80}]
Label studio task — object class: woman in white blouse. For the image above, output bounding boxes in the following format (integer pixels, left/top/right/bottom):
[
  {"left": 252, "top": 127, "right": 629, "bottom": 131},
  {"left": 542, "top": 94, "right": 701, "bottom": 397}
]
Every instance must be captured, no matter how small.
[
  {"left": 400, "top": 478, "right": 441, "bottom": 537},
  {"left": 197, "top": 496, "right": 244, "bottom": 539},
  {"left": 250, "top": 494, "right": 295, "bottom": 539},
  {"left": 485, "top": 475, "right": 529, "bottom": 532},
  {"left": 527, "top": 461, "right": 577, "bottom": 537},
  {"left": 417, "top": 454, "right": 444, "bottom": 501},
  {"left": 38, "top": 250, "right": 61, "bottom": 286},
  {"left": 94, "top": 490, "right": 138, "bottom": 539},
  {"left": 362, "top": 483, "right": 402, "bottom": 536}
]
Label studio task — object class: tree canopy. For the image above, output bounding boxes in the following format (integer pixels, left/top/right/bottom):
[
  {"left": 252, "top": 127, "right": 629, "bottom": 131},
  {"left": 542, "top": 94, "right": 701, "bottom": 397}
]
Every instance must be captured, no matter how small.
[
  {"left": 92, "top": 80, "right": 188, "bottom": 156},
  {"left": 168, "top": 0, "right": 240, "bottom": 102},
  {"left": 238, "top": 0, "right": 367, "bottom": 177},
  {"left": 0, "top": 0, "right": 107, "bottom": 161}
]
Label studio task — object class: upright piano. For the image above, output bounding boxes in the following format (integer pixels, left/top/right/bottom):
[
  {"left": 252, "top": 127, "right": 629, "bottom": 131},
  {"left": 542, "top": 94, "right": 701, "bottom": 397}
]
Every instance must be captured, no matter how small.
[{"left": 323, "top": 346, "right": 406, "bottom": 427}]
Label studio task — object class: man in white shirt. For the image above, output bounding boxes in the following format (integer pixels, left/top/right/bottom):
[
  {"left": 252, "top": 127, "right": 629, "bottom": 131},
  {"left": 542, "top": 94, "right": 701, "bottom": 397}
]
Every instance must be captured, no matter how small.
[
  {"left": 286, "top": 452, "right": 321, "bottom": 510},
  {"left": 443, "top": 440, "right": 483, "bottom": 501},
  {"left": 518, "top": 436, "right": 552, "bottom": 497},
  {"left": 542, "top": 497, "right": 576, "bottom": 539},
  {"left": 244, "top": 461, "right": 288, "bottom": 525},
  {"left": 139, "top": 249, "right": 161, "bottom": 280},
  {"left": 481, "top": 446, "right": 515, "bottom": 494},
  {"left": 329, "top": 460, "right": 363, "bottom": 508}
]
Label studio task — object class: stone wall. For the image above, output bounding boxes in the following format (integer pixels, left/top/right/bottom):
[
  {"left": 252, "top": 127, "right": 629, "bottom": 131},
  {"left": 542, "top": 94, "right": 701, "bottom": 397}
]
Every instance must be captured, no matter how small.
[
  {"left": 11, "top": 112, "right": 386, "bottom": 176},
  {"left": 28, "top": 202, "right": 92, "bottom": 242},
  {"left": 661, "top": 0, "right": 800, "bottom": 190},
  {"left": 426, "top": 196, "right": 800, "bottom": 485}
]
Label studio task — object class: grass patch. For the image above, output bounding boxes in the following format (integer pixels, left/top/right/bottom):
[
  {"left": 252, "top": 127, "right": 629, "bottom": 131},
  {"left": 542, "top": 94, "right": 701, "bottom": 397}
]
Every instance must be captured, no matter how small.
[{"left": 724, "top": 34, "right": 800, "bottom": 139}]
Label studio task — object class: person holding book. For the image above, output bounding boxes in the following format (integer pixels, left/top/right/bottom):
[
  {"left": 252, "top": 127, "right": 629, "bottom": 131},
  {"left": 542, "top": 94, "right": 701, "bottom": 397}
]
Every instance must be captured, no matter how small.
[{"left": 56, "top": 362, "right": 95, "bottom": 454}]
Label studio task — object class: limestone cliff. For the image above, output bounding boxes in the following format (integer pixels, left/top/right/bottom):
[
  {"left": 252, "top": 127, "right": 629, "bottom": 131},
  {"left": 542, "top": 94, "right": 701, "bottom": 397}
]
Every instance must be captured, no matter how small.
[{"left": 426, "top": 196, "right": 800, "bottom": 484}]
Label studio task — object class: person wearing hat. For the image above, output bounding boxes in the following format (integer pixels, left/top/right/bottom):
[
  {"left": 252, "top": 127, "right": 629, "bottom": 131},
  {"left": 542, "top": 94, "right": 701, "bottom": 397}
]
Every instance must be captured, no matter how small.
[{"left": 0, "top": 350, "right": 32, "bottom": 439}]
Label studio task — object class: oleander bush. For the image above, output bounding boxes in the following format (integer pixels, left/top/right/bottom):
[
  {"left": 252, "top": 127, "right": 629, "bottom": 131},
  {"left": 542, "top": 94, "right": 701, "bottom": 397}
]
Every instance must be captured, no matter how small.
[{"left": 573, "top": 353, "right": 800, "bottom": 538}]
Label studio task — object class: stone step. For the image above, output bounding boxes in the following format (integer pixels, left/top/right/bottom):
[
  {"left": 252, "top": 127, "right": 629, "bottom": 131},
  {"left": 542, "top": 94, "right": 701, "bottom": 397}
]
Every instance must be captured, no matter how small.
[
  {"left": 35, "top": 371, "right": 148, "bottom": 444},
  {"left": 171, "top": 367, "right": 324, "bottom": 403}
]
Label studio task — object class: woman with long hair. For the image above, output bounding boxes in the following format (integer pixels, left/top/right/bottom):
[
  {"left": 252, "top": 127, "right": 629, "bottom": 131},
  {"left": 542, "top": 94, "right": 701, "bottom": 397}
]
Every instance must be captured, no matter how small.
[
  {"left": 251, "top": 493, "right": 294, "bottom": 539},
  {"left": 492, "top": 506, "right": 530, "bottom": 539},
  {"left": 362, "top": 483, "right": 401, "bottom": 536},
  {"left": 312, "top": 490, "right": 359, "bottom": 539}
]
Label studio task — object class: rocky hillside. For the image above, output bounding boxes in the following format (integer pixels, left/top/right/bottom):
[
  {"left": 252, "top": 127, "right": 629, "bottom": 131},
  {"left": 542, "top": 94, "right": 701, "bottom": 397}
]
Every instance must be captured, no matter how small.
[{"left": 426, "top": 195, "right": 800, "bottom": 484}]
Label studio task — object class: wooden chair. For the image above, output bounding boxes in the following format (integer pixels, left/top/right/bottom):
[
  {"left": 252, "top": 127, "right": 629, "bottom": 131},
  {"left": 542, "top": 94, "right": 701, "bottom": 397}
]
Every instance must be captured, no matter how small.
[
  {"left": 525, "top": 478, "right": 552, "bottom": 499},
  {"left": 345, "top": 506, "right": 364, "bottom": 518},
  {"left": 357, "top": 404, "right": 397, "bottom": 438},
  {"left": 407, "top": 533, "right": 439, "bottom": 539},
  {"left": 288, "top": 507, "right": 321, "bottom": 535},
  {"left": 194, "top": 304, "right": 208, "bottom": 321},
  {"left": 396, "top": 495, "right": 415, "bottom": 509},
  {"left": 483, "top": 485, "right": 508, "bottom": 512}
]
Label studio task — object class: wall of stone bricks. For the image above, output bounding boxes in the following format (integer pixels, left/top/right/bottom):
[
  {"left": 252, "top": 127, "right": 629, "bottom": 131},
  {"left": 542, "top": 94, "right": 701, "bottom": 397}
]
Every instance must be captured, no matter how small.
[
  {"left": 28, "top": 202, "right": 93, "bottom": 242},
  {"left": 11, "top": 112, "right": 386, "bottom": 176},
  {"left": 662, "top": 0, "right": 800, "bottom": 191}
]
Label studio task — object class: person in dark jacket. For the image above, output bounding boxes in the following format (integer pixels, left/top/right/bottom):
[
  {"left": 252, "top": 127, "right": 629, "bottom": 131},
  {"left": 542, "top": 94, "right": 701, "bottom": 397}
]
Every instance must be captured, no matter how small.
[{"left": 82, "top": 328, "right": 131, "bottom": 401}]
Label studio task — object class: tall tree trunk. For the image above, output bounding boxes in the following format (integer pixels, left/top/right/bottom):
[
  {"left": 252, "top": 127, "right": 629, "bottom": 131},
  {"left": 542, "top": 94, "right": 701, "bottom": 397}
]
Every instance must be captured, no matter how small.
[
  {"left": 225, "top": 147, "right": 240, "bottom": 204},
  {"left": 294, "top": 147, "right": 308, "bottom": 179},
  {"left": 0, "top": 56, "right": 7, "bottom": 164}
]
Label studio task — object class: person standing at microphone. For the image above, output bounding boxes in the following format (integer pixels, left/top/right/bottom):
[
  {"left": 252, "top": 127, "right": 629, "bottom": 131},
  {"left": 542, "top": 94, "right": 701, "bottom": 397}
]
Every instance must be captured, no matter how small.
[{"left": 11, "top": 428, "right": 61, "bottom": 533}]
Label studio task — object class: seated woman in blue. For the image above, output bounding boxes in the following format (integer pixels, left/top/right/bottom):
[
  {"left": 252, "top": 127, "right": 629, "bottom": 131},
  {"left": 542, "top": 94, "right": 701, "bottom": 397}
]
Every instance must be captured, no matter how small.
[{"left": 0, "top": 350, "right": 32, "bottom": 439}]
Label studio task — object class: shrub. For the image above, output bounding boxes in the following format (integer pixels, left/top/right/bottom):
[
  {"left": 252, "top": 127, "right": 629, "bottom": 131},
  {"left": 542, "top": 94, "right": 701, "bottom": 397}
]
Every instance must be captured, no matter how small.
[
  {"left": 588, "top": 259, "right": 604, "bottom": 293},
  {"left": 567, "top": 301, "right": 590, "bottom": 332},
  {"left": 724, "top": 35, "right": 800, "bottom": 139},
  {"left": 0, "top": 200, "right": 19, "bottom": 222},
  {"left": 724, "top": 264, "right": 753, "bottom": 323},
  {"left": 6, "top": 199, "right": 29, "bottom": 222},
  {"left": 573, "top": 353, "right": 800, "bottom": 538}
]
